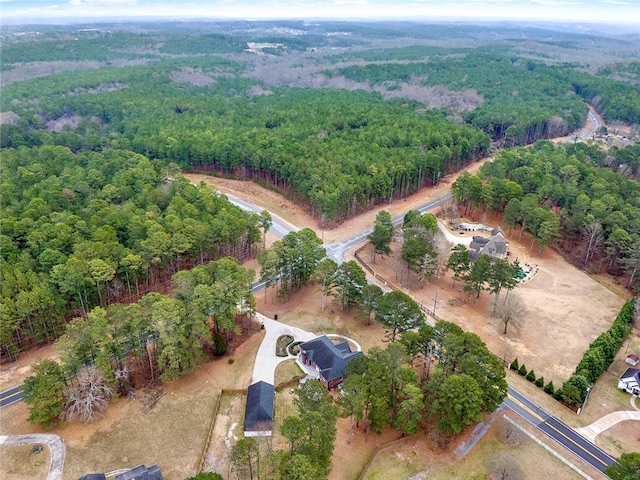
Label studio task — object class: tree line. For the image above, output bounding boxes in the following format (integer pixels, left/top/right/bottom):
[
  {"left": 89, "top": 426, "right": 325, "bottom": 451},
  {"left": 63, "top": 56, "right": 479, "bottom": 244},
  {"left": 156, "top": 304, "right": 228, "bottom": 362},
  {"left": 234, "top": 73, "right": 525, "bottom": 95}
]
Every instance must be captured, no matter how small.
[
  {"left": 22, "top": 257, "right": 255, "bottom": 429},
  {"left": 0, "top": 145, "right": 261, "bottom": 361}
]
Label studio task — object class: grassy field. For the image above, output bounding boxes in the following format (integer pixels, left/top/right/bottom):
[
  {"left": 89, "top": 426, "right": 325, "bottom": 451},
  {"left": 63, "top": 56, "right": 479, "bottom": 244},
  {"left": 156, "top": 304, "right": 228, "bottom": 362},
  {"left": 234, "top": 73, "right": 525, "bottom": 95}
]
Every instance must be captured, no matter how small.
[{"left": 0, "top": 444, "right": 51, "bottom": 480}]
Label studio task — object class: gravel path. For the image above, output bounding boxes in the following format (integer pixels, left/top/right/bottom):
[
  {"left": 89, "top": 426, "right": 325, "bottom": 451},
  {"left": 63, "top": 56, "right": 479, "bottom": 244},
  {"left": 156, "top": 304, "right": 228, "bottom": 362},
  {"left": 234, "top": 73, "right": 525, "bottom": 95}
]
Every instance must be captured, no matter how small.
[{"left": 0, "top": 433, "right": 65, "bottom": 480}]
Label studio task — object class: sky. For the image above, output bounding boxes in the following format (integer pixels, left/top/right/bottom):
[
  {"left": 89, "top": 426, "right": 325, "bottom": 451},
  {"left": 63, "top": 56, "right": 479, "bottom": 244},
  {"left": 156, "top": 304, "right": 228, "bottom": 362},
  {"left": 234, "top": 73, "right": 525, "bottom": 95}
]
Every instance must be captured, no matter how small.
[{"left": 1, "top": 0, "right": 639, "bottom": 26}]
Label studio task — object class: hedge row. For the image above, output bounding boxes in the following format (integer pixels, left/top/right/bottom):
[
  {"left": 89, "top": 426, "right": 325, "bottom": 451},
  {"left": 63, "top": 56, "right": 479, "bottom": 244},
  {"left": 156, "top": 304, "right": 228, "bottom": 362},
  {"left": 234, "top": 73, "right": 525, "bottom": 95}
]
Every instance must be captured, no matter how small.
[
  {"left": 560, "top": 299, "right": 636, "bottom": 406},
  {"left": 510, "top": 358, "right": 552, "bottom": 394}
]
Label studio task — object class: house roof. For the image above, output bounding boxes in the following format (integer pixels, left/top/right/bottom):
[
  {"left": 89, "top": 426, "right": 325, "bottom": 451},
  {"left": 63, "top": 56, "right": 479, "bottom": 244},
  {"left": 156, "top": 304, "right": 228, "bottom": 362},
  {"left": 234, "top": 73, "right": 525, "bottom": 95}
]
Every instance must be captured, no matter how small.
[
  {"left": 491, "top": 226, "right": 505, "bottom": 236},
  {"left": 300, "top": 336, "right": 362, "bottom": 382},
  {"left": 244, "top": 381, "right": 274, "bottom": 433},
  {"left": 79, "top": 475, "right": 107, "bottom": 480},
  {"left": 115, "top": 465, "right": 162, "bottom": 480},
  {"left": 469, "top": 231, "right": 508, "bottom": 261},
  {"left": 621, "top": 367, "right": 640, "bottom": 381}
]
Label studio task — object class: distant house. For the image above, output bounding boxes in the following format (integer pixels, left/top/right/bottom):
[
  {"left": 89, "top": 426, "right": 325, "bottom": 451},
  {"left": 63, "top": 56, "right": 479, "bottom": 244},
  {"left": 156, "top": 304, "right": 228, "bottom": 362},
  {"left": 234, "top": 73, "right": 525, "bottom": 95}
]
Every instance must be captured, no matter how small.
[
  {"left": 618, "top": 368, "right": 640, "bottom": 395},
  {"left": 80, "top": 465, "right": 162, "bottom": 480},
  {"left": 468, "top": 226, "right": 509, "bottom": 261},
  {"left": 115, "top": 465, "right": 163, "bottom": 480},
  {"left": 244, "top": 381, "right": 275, "bottom": 437},
  {"left": 298, "top": 336, "right": 362, "bottom": 390},
  {"left": 626, "top": 354, "right": 639, "bottom": 366}
]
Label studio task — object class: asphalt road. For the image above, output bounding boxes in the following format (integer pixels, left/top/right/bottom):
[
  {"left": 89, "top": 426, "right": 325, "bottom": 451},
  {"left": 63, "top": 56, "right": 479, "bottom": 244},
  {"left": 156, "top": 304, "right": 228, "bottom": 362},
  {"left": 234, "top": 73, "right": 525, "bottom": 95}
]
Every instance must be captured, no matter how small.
[
  {"left": 505, "top": 386, "right": 616, "bottom": 472},
  {"left": 0, "top": 385, "right": 23, "bottom": 408}
]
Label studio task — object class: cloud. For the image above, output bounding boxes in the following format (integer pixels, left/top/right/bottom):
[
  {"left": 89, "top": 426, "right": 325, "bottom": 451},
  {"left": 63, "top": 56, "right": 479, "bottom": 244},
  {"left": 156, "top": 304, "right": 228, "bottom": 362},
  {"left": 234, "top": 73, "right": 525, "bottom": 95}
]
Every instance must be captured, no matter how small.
[
  {"left": 530, "top": 0, "right": 583, "bottom": 5},
  {"left": 600, "top": 0, "right": 631, "bottom": 3},
  {"left": 68, "top": 0, "right": 137, "bottom": 5}
]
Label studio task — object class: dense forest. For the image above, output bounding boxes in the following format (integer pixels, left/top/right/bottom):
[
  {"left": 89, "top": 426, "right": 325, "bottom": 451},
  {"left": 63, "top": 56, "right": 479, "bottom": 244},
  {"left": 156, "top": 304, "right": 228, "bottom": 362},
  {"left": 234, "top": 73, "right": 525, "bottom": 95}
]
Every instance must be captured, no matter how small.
[
  {"left": 2, "top": 21, "right": 639, "bottom": 223},
  {"left": 0, "top": 145, "right": 260, "bottom": 361},
  {"left": 1, "top": 20, "right": 639, "bottom": 360}
]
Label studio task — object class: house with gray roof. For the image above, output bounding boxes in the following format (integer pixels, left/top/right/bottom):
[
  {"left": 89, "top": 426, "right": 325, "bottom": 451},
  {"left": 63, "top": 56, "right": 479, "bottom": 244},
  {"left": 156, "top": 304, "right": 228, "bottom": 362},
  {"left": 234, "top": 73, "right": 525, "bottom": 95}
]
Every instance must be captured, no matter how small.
[
  {"left": 298, "top": 336, "right": 362, "bottom": 390},
  {"left": 468, "top": 226, "right": 509, "bottom": 261},
  {"left": 244, "top": 381, "right": 274, "bottom": 437},
  {"left": 618, "top": 367, "right": 640, "bottom": 395}
]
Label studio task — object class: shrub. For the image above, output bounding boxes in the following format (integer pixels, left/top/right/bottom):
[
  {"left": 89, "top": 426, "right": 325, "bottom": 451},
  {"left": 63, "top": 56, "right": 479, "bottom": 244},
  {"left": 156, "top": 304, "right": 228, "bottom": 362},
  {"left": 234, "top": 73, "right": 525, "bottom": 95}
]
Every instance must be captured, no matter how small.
[
  {"left": 518, "top": 364, "right": 527, "bottom": 376},
  {"left": 276, "top": 334, "right": 294, "bottom": 357},
  {"left": 228, "top": 358, "right": 235, "bottom": 364},
  {"left": 535, "top": 376, "right": 544, "bottom": 388},
  {"left": 526, "top": 370, "right": 536, "bottom": 382},
  {"left": 213, "top": 332, "right": 227, "bottom": 356},
  {"left": 552, "top": 388, "right": 563, "bottom": 401},
  {"left": 544, "top": 381, "right": 555, "bottom": 395},
  {"left": 510, "top": 358, "right": 519, "bottom": 371},
  {"left": 561, "top": 374, "right": 589, "bottom": 406}
]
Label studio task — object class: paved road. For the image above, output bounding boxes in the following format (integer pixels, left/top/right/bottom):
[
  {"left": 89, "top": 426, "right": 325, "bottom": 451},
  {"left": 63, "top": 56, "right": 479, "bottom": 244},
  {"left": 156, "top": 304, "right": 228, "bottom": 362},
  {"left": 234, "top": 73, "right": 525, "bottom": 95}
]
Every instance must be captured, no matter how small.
[
  {"left": 324, "top": 193, "right": 454, "bottom": 264},
  {"left": 0, "top": 385, "right": 23, "bottom": 408},
  {"left": 505, "top": 386, "right": 616, "bottom": 472}
]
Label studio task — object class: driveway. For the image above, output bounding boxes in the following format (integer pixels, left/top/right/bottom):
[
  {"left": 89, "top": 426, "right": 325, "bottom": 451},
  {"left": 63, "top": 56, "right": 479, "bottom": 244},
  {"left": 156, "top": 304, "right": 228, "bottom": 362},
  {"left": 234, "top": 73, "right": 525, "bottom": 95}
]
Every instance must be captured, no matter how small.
[
  {"left": 251, "top": 312, "right": 316, "bottom": 384},
  {"left": 438, "top": 220, "right": 473, "bottom": 246},
  {"left": 0, "top": 433, "right": 65, "bottom": 480}
]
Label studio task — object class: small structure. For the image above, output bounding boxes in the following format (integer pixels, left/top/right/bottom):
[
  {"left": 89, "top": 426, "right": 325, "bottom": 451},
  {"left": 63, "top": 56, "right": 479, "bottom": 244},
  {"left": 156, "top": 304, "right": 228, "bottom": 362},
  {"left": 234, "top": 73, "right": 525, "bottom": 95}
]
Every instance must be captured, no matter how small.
[
  {"left": 298, "top": 336, "right": 363, "bottom": 390},
  {"left": 79, "top": 475, "right": 106, "bottom": 480},
  {"left": 468, "top": 226, "right": 509, "bottom": 261},
  {"left": 244, "top": 381, "right": 275, "bottom": 437},
  {"left": 115, "top": 465, "right": 163, "bottom": 480},
  {"left": 618, "top": 367, "right": 640, "bottom": 395},
  {"left": 626, "top": 354, "right": 639, "bottom": 366},
  {"left": 456, "top": 222, "right": 486, "bottom": 232}
]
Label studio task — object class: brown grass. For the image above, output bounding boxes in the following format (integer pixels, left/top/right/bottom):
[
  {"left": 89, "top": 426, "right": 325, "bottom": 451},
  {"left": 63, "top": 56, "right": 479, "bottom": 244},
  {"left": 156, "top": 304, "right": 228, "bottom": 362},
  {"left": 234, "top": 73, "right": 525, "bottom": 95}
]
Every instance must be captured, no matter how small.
[
  {"left": 0, "top": 329, "right": 263, "bottom": 480},
  {"left": 362, "top": 416, "right": 585, "bottom": 480},
  {"left": 0, "top": 445, "right": 51, "bottom": 480}
]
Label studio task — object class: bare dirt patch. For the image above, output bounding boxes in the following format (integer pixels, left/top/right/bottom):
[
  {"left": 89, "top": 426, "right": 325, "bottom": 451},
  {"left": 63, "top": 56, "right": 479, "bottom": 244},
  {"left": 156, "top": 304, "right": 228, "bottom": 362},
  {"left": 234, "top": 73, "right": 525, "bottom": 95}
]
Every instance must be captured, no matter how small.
[
  {"left": 169, "top": 67, "right": 216, "bottom": 86},
  {"left": 0, "top": 345, "right": 59, "bottom": 392}
]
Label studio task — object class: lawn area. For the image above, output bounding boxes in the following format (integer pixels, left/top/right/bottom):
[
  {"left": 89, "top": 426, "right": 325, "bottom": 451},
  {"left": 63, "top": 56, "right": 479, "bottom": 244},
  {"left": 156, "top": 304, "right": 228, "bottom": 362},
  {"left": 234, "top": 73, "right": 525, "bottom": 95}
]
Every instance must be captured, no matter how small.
[
  {"left": 274, "top": 359, "right": 304, "bottom": 386},
  {"left": 0, "top": 444, "right": 51, "bottom": 480},
  {"left": 363, "top": 416, "right": 583, "bottom": 480}
]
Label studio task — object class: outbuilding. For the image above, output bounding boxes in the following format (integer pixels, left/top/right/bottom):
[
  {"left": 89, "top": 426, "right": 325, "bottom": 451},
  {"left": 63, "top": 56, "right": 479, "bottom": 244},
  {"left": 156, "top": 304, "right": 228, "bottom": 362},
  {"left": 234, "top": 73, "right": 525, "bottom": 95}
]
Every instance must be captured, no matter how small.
[{"left": 243, "top": 381, "right": 275, "bottom": 437}]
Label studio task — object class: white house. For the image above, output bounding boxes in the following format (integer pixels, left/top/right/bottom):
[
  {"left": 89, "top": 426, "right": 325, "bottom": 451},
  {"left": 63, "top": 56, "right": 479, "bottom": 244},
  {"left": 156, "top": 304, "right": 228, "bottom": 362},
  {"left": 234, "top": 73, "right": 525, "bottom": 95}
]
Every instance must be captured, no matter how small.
[{"left": 618, "top": 368, "right": 640, "bottom": 395}]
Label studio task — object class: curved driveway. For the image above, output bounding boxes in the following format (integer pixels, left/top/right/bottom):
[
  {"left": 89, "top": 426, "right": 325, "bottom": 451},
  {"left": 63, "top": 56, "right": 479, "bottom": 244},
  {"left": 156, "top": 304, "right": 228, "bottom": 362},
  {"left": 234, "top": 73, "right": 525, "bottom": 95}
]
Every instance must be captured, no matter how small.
[
  {"left": 0, "top": 433, "right": 65, "bottom": 480},
  {"left": 575, "top": 410, "right": 640, "bottom": 443},
  {"left": 251, "top": 312, "right": 316, "bottom": 384}
]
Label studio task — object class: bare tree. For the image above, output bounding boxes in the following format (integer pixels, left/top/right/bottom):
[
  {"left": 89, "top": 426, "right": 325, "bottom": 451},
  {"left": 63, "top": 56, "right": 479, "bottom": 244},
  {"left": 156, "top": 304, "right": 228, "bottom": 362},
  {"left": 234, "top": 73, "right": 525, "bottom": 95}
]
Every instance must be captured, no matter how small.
[
  {"left": 488, "top": 452, "right": 524, "bottom": 480},
  {"left": 417, "top": 252, "right": 438, "bottom": 287},
  {"left": 441, "top": 198, "right": 460, "bottom": 224},
  {"left": 497, "top": 419, "right": 522, "bottom": 447},
  {"left": 496, "top": 293, "right": 527, "bottom": 335},
  {"left": 582, "top": 221, "right": 603, "bottom": 265},
  {"left": 64, "top": 366, "right": 115, "bottom": 423},
  {"left": 433, "top": 235, "right": 453, "bottom": 279}
]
